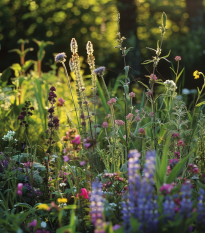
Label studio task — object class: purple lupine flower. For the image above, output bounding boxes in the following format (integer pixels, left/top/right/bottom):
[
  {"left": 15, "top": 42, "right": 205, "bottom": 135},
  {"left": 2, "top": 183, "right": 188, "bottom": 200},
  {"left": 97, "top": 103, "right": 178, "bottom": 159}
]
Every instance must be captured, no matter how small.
[
  {"left": 197, "top": 188, "right": 205, "bottom": 227},
  {"left": 90, "top": 179, "right": 104, "bottom": 226},
  {"left": 163, "top": 195, "right": 176, "bottom": 222},
  {"left": 179, "top": 183, "right": 193, "bottom": 219}
]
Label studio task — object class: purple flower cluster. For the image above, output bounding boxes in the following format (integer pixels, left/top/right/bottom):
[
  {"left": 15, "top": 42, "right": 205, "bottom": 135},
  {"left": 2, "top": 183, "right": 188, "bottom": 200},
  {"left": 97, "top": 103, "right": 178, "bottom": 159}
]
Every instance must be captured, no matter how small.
[
  {"left": 197, "top": 188, "right": 205, "bottom": 227},
  {"left": 90, "top": 179, "right": 105, "bottom": 232},
  {"left": 24, "top": 183, "right": 42, "bottom": 198},
  {"left": 17, "top": 101, "right": 34, "bottom": 127},
  {"left": 122, "top": 150, "right": 158, "bottom": 233}
]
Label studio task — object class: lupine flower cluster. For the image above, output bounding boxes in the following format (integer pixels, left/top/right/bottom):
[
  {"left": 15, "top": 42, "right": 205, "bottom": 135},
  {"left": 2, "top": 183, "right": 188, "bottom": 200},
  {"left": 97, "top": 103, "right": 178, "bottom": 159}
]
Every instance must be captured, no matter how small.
[
  {"left": 17, "top": 101, "right": 34, "bottom": 127},
  {"left": 197, "top": 188, "right": 205, "bottom": 228},
  {"left": 90, "top": 179, "right": 105, "bottom": 232},
  {"left": 122, "top": 150, "right": 158, "bottom": 233}
]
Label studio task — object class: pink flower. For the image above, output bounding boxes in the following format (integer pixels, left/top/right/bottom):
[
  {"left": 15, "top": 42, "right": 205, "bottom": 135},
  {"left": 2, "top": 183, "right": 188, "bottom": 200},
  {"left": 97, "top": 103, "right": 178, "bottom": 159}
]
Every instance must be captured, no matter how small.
[
  {"left": 126, "top": 113, "right": 133, "bottom": 120},
  {"left": 107, "top": 98, "right": 116, "bottom": 105},
  {"left": 145, "top": 90, "right": 152, "bottom": 97},
  {"left": 102, "top": 122, "right": 108, "bottom": 128},
  {"left": 148, "top": 112, "right": 154, "bottom": 117},
  {"left": 80, "top": 161, "right": 86, "bottom": 166},
  {"left": 84, "top": 143, "right": 91, "bottom": 148},
  {"left": 29, "top": 219, "right": 37, "bottom": 227},
  {"left": 63, "top": 155, "right": 70, "bottom": 162},
  {"left": 139, "top": 128, "right": 145, "bottom": 135},
  {"left": 159, "top": 183, "right": 173, "bottom": 194},
  {"left": 175, "top": 56, "right": 181, "bottom": 61},
  {"left": 17, "top": 183, "right": 23, "bottom": 196},
  {"left": 135, "top": 116, "right": 141, "bottom": 122},
  {"left": 177, "top": 140, "right": 184, "bottom": 146},
  {"left": 174, "top": 151, "right": 180, "bottom": 159},
  {"left": 129, "top": 92, "right": 135, "bottom": 98},
  {"left": 169, "top": 159, "right": 179, "bottom": 164},
  {"left": 150, "top": 74, "right": 157, "bottom": 82},
  {"left": 115, "top": 120, "right": 125, "bottom": 126},
  {"left": 174, "top": 206, "right": 179, "bottom": 213},
  {"left": 71, "top": 135, "right": 81, "bottom": 145},
  {"left": 113, "top": 225, "right": 121, "bottom": 231},
  {"left": 166, "top": 165, "right": 171, "bottom": 175},
  {"left": 57, "top": 98, "right": 65, "bottom": 106},
  {"left": 79, "top": 188, "right": 89, "bottom": 199},
  {"left": 171, "top": 133, "right": 180, "bottom": 138}
]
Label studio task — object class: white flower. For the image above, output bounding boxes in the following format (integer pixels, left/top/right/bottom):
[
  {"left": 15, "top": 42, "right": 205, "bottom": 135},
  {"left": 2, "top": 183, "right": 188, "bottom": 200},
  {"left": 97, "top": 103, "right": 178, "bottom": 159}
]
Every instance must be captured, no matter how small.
[
  {"left": 41, "top": 222, "right": 46, "bottom": 228},
  {"left": 59, "top": 183, "right": 66, "bottom": 187}
]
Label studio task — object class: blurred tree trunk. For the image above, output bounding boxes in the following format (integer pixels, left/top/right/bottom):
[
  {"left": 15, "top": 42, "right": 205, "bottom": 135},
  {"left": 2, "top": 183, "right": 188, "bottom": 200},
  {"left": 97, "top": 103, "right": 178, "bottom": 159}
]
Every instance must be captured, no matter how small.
[
  {"left": 116, "top": 0, "right": 141, "bottom": 75},
  {"left": 186, "top": 0, "right": 204, "bottom": 31}
]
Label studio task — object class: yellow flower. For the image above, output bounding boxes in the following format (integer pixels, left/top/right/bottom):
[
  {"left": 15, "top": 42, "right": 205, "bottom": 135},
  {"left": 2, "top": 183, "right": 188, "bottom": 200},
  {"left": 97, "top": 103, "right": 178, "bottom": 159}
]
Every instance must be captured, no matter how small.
[
  {"left": 193, "top": 70, "right": 200, "bottom": 79},
  {"left": 57, "top": 198, "right": 67, "bottom": 203},
  {"left": 37, "top": 204, "right": 49, "bottom": 210}
]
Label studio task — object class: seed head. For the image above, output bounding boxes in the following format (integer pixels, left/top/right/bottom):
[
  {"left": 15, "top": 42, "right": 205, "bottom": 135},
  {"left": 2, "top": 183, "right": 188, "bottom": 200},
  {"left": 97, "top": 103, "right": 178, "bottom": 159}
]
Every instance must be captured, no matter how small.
[
  {"left": 55, "top": 53, "right": 67, "bottom": 63},
  {"left": 86, "top": 41, "right": 94, "bottom": 55},
  {"left": 70, "top": 38, "right": 78, "bottom": 54}
]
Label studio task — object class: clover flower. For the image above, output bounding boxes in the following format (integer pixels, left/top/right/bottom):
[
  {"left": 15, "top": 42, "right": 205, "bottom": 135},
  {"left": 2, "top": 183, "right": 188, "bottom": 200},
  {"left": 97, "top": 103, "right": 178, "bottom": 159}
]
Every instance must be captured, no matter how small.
[
  {"left": 107, "top": 98, "right": 116, "bottom": 105},
  {"left": 55, "top": 52, "right": 67, "bottom": 62},
  {"left": 115, "top": 120, "right": 125, "bottom": 126},
  {"left": 129, "top": 92, "right": 135, "bottom": 98},
  {"left": 139, "top": 128, "right": 145, "bottom": 135},
  {"left": 16, "top": 183, "right": 23, "bottom": 196},
  {"left": 135, "top": 116, "right": 141, "bottom": 122},
  {"left": 150, "top": 74, "right": 157, "bottom": 82},
  {"left": 177, "top": 140, "right": 184, "bottom": 146},
  {"left": 102, "top": 122, "right": 108, "bottom": 128},
  {"left": 126, "top": 113, "right": 133, "bottom": 120},
  {"left": 57, "top": 97, "right": 65, "bottom": 107},
  {"left": 175, "top": 56, "right": 181, "bottom": 61}
]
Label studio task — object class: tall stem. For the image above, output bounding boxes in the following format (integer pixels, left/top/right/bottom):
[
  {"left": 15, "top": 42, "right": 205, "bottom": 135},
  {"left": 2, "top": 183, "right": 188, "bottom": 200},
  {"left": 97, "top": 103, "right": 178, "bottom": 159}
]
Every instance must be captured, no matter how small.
[{"left": 62, "top": 62, "right": 80, "bottom": 131}]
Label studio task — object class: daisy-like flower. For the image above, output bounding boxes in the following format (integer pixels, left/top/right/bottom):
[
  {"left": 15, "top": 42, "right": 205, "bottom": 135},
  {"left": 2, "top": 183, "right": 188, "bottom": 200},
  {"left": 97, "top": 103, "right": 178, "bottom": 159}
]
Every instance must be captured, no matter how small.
[{"left": 193, "top": 70, "right": 200, "bottom": 79}]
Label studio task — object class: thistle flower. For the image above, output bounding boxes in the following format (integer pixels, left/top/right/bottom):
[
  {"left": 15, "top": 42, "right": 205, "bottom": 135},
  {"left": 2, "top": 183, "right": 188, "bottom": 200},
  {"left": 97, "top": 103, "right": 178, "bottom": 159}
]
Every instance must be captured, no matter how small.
[
  {"left": 139, "top": 128, "right": 145, "bottom": 135},
  {"left": 171, "top": 133, "right": 180, "bottom": 138},
  {"left": 55, "top": 53, "right": 67, "bottom": 63},
  {"left": 177, "top": 140, "right": 184, "bottom": 146},
  {"left": 107, "top": 98, "right": 116, "bottom": 105},
  {"left": 135, "top": 116, "right": 141, "bottom": 122}
]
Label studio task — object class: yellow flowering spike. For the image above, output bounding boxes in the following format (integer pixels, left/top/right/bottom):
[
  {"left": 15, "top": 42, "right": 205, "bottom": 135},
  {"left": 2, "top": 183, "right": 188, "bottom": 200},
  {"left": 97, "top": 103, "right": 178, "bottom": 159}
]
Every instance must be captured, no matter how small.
[
  {"left": 193, "top": 70, "right": 200, "bottom": 79},
  {"left": 37, "top": 204, "right": 49, "bottom": 210},
  {"left": 57, "top": 198, "right": 67, "bottom": 203}
]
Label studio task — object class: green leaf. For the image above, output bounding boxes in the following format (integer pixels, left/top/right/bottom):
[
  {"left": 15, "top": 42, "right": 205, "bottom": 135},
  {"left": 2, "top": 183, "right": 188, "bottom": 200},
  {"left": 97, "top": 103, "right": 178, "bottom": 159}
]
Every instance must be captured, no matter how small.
[
  {"left": 161, "top": 50, "right": 171, "bottom": 59},
  {"left": 96, "top": 79, "right": 109, "bottom": 114},
  {"left": 113, "top": 103, "right": 122, "bottom": 112},
  {"left": 170, "top": 67, "right": 176, "bottom": 75},
  {"left": 124, "top": 47, "right": 134, "bottom": 56},
  {"left": 186, "top": 110, "right": 193, "bottom": 122},
  {"left": 197, "top": 181, "right": 205, "bottom": 190},
  {"left": 176, "top": 68, "right": 185, "bottom": 83},
  {"left": 162, "top": 12, "right": 167, "bottom": 28},
  {"left": 196, "top": 101, "right": 205, "bottom": 107},
  {"left": 22, "top": 60, "right": 34, "bottom": 72},
  {"left": 141, "top": 60, "right": 153, "bottom": 65},
  {"left": 167, "top": 150, "right": 193, "bottom": 184},
  {"left": 159, "top": 135, "right": 171, "bottom": 185},
  {"left": 137, "top": 81, "right": 149, "bottom": 89},
  {"left": 10, "top": 63, "right": 21, "bottom": 77},
  {"left": 0, "top": 67, "right": 11, "bottom": 88},
  {"left": 157, "top": 40, "right": 159, "bottom": 49}
]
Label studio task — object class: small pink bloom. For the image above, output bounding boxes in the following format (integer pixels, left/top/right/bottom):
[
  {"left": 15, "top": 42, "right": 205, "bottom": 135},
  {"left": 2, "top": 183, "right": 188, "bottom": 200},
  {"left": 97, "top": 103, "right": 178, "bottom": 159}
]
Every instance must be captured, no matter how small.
[
  {"left": 107, "top": 100, "right": 111, "bottom": 105},
  {"left": 150, "top": 74, "right": 157, "bottom": 82},
  {"left": 115, "top": 120, "right": 125, "bottom": 126},
  {"left": 84, "top": 143, "right": 91, "bottom": 148},
  {"left": 177, "top": 140, "right": 184, "bottom": 146},
  {"left": 63, "top": 155, "right": 70, "bottom": 162},
  {"left": 174, "top": 151, "right": 180, "bottom": 159},
  {"left": 16, "top": 190, "right": 22, "bottom": 196},
  {"left": 139, "top": 128, "right": 145, "bottom": 135},
  {"left": 169, "top": 159, "right": 179, "bottom": 164},
  {"left": 129, "top": 92, "right": 135, "bottom": 98},
  {"left": 159, "top": 183, "right": 173, "bottom": 194},
  {"left": 18, "top": 183, "right": 23, "bottom": 189},
  {"left": 175, "top": 56, "right": 181, "bottom": 61},
  {"left": 57, "top": 98, "right": 65, "bottom": 106},
  {"left": 71, "top": 135, "right": 81, "bottom": 145},
  {"left": 102, "top": 122, "right": 108, "bottom": 128},
  {"left": 80, "top": 188, "right": 89, "bottom": 199},
  {"left": 80, "top": 161, "right": 86, "bottom": 166},
  {"left": 135, "top": 116, "right": 141, "bottom": 122},
  {"left": 145, "top": 90, "right": 152, "bottom": 97},
  {"left": 107, "top": 98, "right": 116, "bottom": 105},
  {"left": 113, "top": 225, "right": 121, "bottom": 231},
  {"left": 29, "top": 219, "right": 37, "bottom": 227},
  {"left": 166, "top": 165, "right": 171, "bottom": 175},
  {"left": 148, "top": 112, "right": 154, "bottom": 117},
  {"left": 126, "top": 113, "right": 133, "bottom": 120},
  {"left": 174, "top": 206, "right": 179, "bottom": 213},
  {"left": 171, "top": 133, "right": 180, "bottom": 138}
]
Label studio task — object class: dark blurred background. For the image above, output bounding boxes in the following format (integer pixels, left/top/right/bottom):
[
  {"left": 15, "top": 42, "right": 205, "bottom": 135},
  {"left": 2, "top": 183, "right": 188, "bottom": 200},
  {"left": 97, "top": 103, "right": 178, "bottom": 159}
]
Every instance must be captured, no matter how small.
[{"left": 0, "top": 0, "right": 205, "bottom": 89}]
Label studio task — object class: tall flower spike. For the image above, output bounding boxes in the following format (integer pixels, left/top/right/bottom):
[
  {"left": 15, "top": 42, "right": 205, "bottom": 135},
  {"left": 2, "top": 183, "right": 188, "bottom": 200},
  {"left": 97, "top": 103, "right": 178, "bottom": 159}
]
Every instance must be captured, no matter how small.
[
  {"left": 70, "top": 38, "right": 78, "bottom": 54},
  {"left": 86, "top": 41, "right": 94, "bottom": 55}
]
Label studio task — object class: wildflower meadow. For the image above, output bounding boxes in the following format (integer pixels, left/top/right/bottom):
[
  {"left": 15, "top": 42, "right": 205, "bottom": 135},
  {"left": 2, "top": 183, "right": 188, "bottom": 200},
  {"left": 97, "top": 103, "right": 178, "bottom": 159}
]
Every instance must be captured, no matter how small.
[{"left": 1, "top": 10, "right": 205, "bottom": 233}]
